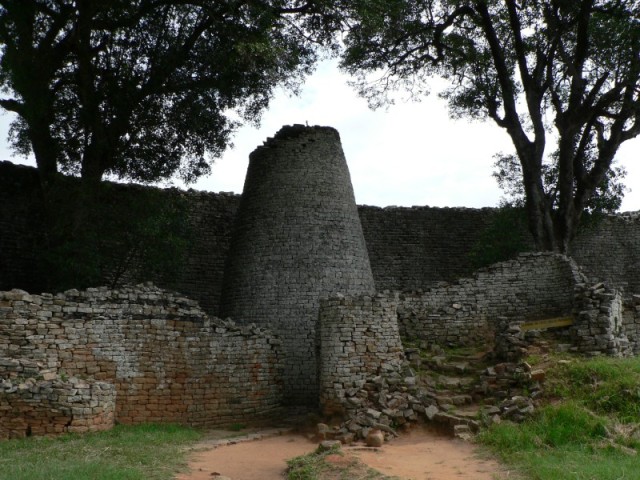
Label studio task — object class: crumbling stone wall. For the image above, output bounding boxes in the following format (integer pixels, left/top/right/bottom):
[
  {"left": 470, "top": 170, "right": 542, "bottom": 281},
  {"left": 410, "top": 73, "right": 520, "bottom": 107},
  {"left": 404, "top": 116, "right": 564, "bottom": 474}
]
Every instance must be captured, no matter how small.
[
  {"left": 317, "top": 292, "right": 404, "bottom": 416},
  {"left": 220, "top": 125, "right": 375, "bottom": 406},
  {"left": 0, "top": 284, "right": 283, "bottom": 431},
  {"left": 572, "top": 282, "right": 631, "bottom": 356},
  {"left": 0, "top": 362, "right": 115, "bottom": 440},
  {"left": 398, "top": 253, "right": 585, "bottom": 347}
]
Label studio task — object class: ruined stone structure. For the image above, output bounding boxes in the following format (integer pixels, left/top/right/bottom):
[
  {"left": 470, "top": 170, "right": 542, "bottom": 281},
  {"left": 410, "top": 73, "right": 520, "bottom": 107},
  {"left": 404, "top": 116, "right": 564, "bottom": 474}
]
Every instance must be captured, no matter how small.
[
  {"left": 220, "top": 125, "right": 375, "bottom": 405},
  {"left": 317, "top": 292, "right": 404, "bottom": 416},
  {"left": 3, "top": 159, "right": 640, "bottom": 314},
  {"left": 397, "top": 253, "right": 583, "bottom": 347},
  {"left": 0, "top": 284, "right": 282, "bottom": 439},
  {"left": 3, "top": 125, "right": 640, "bottom": 438}
]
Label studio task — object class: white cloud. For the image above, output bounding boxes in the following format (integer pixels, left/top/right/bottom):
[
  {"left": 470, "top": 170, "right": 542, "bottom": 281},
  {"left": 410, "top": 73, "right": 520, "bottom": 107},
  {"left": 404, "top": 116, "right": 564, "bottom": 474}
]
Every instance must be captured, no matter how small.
[{"left": 1, "top": 59, "right": 639, "bottom": 211}]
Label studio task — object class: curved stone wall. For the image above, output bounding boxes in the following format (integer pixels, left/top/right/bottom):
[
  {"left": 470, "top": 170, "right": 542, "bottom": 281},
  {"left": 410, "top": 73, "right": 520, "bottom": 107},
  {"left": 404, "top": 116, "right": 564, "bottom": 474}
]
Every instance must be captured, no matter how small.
[
  {"left": 398, "top": 253, "right": 586, "bottom": 346},
  {"left": 220, "top": 125, "right": 375, "bottom": 405},
  {"left": 317, "top": 292, "right": 404, "bottom": 416},
  {"left": 0, "top": 284, "right": 283, "bottom": 428}
]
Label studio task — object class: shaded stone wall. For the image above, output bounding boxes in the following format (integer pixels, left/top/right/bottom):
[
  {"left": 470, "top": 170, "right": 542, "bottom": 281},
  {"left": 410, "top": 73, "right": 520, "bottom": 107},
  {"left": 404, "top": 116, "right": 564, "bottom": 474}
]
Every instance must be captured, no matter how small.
[
  {"left": 0, "top": 162, "right": 46, "bottom": 294},
  {"left": 3, "top": 160, "right": 640, "bottom": 318},
  {"left": 317, "top": 292, "right": 406, "bottom": 417},
  {"left": 397, "top": 253, "right": 585, "bottom": 347},
  {"left": 0, "top": 160, "right": 240, "bottom": 316},
  {"left": 220, "top": 125, "right": 375, "bottom": 406},
  {"left": 357, "top": 205, "right": 497, "bottom": 290},
  {"left": 570, "top": 213, "right": 640, "bottom": 294},
  {"left": 0, "top": 284, "right": 283, "bottom": 429}
]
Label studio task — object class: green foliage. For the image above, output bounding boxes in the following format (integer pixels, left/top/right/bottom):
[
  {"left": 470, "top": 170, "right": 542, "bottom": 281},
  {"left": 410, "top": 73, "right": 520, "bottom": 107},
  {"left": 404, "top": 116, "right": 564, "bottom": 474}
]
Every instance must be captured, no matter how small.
[
  {"left": 547, "top": 357, "right": 640, "bottom": 423},
  {"left": 0, "top": 423, "right": 202, "bottom": 480},
  {"left": 339, "top": 1, "right": 640, "bottom": 251},
  {"left": 481, "top": 403, "right": 607, "bottom": 453},
  {"left": 493, "top": 152, "right": 627, "bottom": 216},
  {"left": 468, "top": 206, "right": 530, "bottom": 269},
  {"left": 40, "top": 180, "right": 190, "bottom": 291},
  {"left": 0, "top": 1, "right": 324, "bottom": 184},
  {"left": 480, "top": 355, "right": 640, "bottom": 480}
]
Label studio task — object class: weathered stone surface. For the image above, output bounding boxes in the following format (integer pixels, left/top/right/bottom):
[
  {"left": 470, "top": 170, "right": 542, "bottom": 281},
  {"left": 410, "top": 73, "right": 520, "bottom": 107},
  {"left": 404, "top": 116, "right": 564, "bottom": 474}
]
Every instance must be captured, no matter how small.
[
  {"left": 0, "top": 283, "right": 283, "bottom": 437},
  {"left": 397, "top": 253, "right": 585, "bottom": 348},
  {"left": 365, "top": 429, "right": 384, "bottom": 447},
  {"left": 220, "top": 125, "right": 375, "bottom": 406}
]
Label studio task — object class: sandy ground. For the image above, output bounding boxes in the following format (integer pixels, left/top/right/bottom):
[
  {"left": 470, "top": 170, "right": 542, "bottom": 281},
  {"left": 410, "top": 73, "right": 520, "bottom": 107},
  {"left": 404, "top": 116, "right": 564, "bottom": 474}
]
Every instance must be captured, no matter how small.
[{"left": 175, "top": 427, "right": 511, "bottom": 480}]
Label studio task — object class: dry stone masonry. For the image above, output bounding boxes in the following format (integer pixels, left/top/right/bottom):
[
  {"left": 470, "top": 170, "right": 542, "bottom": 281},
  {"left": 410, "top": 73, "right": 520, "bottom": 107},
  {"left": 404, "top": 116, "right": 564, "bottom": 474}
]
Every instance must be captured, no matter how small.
[
  {"left": 0, "top": 283, "right": 283, "bottom": 436},
  {"left": 397, "top": 253, "right": 584, "bottom": 347},
  {"left": 220, "top": 125, "right": 375, "bottom": 405},
  {"left": 317, "top": 292, "right": 406, "bottom": 417},
  {"left": 3, "top": 158, "right": 640, "bottom": 314},
  {"left": 4, "top": 125, "right": 640, "bottom": 441}
]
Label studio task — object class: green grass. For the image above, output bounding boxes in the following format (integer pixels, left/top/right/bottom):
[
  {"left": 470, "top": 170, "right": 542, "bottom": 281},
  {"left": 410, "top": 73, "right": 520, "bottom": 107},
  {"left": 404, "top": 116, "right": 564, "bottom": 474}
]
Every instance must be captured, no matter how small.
[
  {"left": 479, "top": 355, "right": 640, "bottom": 479},
  {"left": 0, "top": 423, "right": 202, "bottom": 480}
]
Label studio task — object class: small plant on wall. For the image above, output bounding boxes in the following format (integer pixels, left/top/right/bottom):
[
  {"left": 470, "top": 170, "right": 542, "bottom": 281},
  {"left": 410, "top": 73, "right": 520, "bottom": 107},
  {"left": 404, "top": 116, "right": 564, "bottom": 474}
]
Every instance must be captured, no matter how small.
[
  {"left": 468, "top": 206, "right": 531, "bottom": 270},
  {"left": 39, "top": 179, "right": 191, "bottom": 291}
]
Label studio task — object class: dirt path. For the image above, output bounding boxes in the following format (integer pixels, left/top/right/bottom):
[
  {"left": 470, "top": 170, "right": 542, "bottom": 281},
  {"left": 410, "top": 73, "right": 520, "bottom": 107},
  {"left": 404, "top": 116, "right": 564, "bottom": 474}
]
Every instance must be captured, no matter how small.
[
  {"left": 175, "top": 428, "right": 510, "bottom": 480},
  {"left": 349, "top": 429, "right": 508, "bottom": 479}
]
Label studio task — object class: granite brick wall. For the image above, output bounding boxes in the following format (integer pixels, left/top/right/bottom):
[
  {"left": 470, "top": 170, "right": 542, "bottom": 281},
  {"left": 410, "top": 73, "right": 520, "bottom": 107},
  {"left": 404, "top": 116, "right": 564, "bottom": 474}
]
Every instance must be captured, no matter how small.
[
  {"left": 357, "top": 205, "right": 497, "bottom": 290},
  {"left": 0, "top": 284, "right": 283, "bottom": 432},
  {"left": 0, "top": 367, "right": 115, "bottom": 440},
  {"left": 0, "top": 162, "right": 46, "bottom": 295},
  {"left": 220, "top": 125, "right": 375, "bottom": 406},
  {"left": 317, "top": 292, "right": 405, "bottom": 417},
  {"left": 3, "top": 159, "right": 640, "bottom": 317},
  {"left": 570, "top": 213, "right": 640, "bottom": 294},
  {"left": 397, "top": 253, "right": 586, "bottom": 347}
]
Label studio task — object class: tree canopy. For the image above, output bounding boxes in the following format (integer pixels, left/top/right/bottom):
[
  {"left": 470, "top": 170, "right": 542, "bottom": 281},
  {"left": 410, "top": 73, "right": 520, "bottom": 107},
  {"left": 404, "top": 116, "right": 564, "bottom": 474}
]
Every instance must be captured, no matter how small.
[
  {"left": 340, "top": 0, "right": 640, "bottom": 252},
  {"left": 0, "top": 0, "right": 334, "bottom": 185}
]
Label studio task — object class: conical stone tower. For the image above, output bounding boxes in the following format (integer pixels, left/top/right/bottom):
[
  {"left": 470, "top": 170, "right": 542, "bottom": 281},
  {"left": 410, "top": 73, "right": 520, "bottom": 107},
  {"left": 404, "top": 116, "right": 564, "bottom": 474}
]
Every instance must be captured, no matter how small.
[{"left": 220, "top": 125, "right": 375, "bottom": 406}]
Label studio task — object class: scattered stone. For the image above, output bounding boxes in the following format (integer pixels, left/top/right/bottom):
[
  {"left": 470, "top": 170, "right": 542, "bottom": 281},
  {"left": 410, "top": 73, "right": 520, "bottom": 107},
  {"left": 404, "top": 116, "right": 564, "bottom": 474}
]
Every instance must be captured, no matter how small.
[
  {"left": 319, "top": 440, "right": 342, "bottom": 451},
  {"left": 366, "top": 429, "right": 385, "bottom": 447}
]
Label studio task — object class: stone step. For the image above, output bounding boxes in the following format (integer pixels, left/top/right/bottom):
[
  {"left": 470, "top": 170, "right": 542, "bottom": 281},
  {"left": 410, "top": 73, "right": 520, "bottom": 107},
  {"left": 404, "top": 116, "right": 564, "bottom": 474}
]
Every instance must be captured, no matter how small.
[
  {"left": 431, "top": 411, "right": 481, "bottom": 434},
  {"left": 421, "top": 358, "right": 485, "bottom": 377},
  {"left": 435, "top": 394, "right": 473, "bottom": 408}
]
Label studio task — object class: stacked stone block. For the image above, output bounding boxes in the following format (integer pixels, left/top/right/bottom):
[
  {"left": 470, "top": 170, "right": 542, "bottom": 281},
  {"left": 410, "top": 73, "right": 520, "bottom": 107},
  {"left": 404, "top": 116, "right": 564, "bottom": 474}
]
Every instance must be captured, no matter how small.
[
  {"left": 317, "top": 292, "right": 405, "bottom": 415},
  {"left": 622, "top": 295, "right": 640, "bottom": 355},
  {"left": 570, "top": 213, "right": 640, "bottom": 294},
  {"left": 397, "top": 253, "right": 584, "bottom": 347},
  {"left": 358, "top": 205, "right": 499, "bottom": 290},
  {"left": 0, "top": 284, "right": 283, "bottom": 434},
  {"left": 0, "top": 374, "right": 115, "bottom": 439},
  {"left": 221, "top": 125, "right": 375, "bottom": 406},
  {"left": 571, "top": 282, "right": 631, "bottom": 356},
  {"left": 4, "top": 158, "right": 640, "bottom": 320}
]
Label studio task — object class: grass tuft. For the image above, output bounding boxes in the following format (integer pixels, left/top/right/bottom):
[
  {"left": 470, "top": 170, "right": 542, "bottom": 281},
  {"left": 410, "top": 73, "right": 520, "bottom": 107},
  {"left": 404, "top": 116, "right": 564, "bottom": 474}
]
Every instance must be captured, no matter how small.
[{"left": 479, "top": 354, "right": 640, "bottom": 480}]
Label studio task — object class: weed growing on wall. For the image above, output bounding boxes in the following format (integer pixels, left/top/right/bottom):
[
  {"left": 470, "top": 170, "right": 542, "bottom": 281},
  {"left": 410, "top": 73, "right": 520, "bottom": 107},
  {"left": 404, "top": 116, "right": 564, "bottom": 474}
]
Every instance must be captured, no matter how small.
[
  {"left": 39, "top": 179, "right": 191, "bottom": 291},
  {"left": 468, "top": 206, "right": 531, "bottom": 269}
]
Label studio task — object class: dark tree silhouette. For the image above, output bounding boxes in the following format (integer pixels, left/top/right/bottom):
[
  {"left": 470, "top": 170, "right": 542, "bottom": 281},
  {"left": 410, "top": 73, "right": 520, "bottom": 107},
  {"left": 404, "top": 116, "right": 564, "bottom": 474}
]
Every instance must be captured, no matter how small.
[
  {"left": 0, "top": 0, "right": 331, "bottom": 186},
  {"left": 340, "top": 0, "right": 640, "bottom": 252}
]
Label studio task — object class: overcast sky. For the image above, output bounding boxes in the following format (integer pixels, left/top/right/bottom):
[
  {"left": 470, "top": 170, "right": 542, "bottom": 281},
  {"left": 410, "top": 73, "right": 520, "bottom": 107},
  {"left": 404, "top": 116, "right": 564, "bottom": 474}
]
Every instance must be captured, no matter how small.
[{"left": 2, "top": 59, "right": 639, "bottom": 211}]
